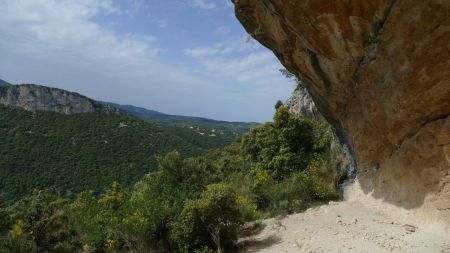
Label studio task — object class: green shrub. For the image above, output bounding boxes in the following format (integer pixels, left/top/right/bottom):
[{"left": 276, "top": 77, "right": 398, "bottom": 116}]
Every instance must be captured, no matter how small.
[
  {"left": 361, "top": 31, "right": 382, "bottom": 48},
  {"left": 250, "top": 167, "right": 337, "bottom": 217},
  {"left": 1, "top": 102, "right": 345, "bottom": 252},
  {"left": 194, "top": 246, "right": 216, "bottom": 253},
  {"left": 171, "top": 183, "right": 257, "bottom": 253},
  {"left": 1, "top": 190, "right": 81, "bottom": 253},
  {"left": 241, "top": 107, "right": 331, "bottom": 180}
]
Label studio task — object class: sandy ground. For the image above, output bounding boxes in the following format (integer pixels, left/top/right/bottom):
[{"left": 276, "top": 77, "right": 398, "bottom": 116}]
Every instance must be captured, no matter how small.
[{"left": 239, "top": 201, "right": 450, "bottom": 253}]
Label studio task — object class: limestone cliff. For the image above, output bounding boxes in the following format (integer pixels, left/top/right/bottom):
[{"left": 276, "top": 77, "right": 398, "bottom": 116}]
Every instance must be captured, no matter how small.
[
  {"left": 0, "top": 84, "right": 120, "bottom": 115},
  {"left": 233, "top": 0, "right": 450, "bottom": 228},
  {"left": 285, "top": 88, "right": 322, "bottom": 121}
]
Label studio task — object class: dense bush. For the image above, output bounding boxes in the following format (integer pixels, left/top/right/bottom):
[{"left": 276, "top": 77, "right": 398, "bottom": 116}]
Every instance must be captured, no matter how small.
[
  {"left": 171, "top": 183, "right": 257, "bottom": 253},
  {"left": 241, "top": 106, "right": 331, "bottom": 180},
  {"left": 0, "top": 190, "right": 81, "bottom": 253}
]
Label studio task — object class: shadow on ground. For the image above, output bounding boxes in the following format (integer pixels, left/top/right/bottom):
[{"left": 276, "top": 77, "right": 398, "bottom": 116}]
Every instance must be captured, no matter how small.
[{"left": 239, "top": 234, "right": 282, "bottom": 252}]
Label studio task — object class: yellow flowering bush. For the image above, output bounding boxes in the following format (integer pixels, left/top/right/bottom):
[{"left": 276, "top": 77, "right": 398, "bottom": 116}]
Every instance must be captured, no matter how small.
[
  {"left": 255, "top": 169, "right": 270, "bottom": 184},
  {"left": 105, "top": 239, "right": 115, "bottom": 249},
  {"left": 11, "top": 220, "right": 23, "bottom": 237}
]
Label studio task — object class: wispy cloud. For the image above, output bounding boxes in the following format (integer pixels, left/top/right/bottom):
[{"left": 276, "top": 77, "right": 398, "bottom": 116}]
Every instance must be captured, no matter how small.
[
  {"left": 154, "top": 18, "right": 168, "bottom": 28},
  {"left": 0, "top": 0, "right": 292, "bottom": 122},
  {"left": 188, "top": 0, "right": 216, "bottom": 10},
  {"left": 0, "top": 0, "right": 181, "bottom": 107},
  {"left": 123, "top": 0, "right": 143, "bottom": 15},
  {"left": 214, "top": 25, "right": 231, "bottom": 35},
  {"left": 0, "top": 0, "right": 158, "bottom": 60},
  {"left": 184, "top": 39, "right": 283, "bottom": 83}
]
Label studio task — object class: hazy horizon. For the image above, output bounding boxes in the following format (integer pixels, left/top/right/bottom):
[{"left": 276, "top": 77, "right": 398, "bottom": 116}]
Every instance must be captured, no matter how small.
[{"left": 0, "top": 0, "right": 294, "bottom": 122}]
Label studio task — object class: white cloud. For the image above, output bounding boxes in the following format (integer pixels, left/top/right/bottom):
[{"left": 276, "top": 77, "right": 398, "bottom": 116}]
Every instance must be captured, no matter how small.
[
  {"left": 0, "top": 0, "right": 189, "bottom": 108},
  {"left": 0, "top": 0, "right": 293, "bottom": 122},
  {"left": 184, "top": 40, "right": 283, "bottom": 83},
  {"left": 123, "top": 0, "right": 143, "bottom": 15},
  {"left": 214, "top": 25, "right": 231, "bottom": 35},
  {"left": 183, "top": 39, "right": 294, "bottom": 113},
  {"left": 0, "top": 0, "right": 158, "bottom": 62},
  {"left": 188, "top": 0, "right": 216, "bottom": 10},
  {"left": 154, "top": 18, "right": 168, "bottom": 28}
]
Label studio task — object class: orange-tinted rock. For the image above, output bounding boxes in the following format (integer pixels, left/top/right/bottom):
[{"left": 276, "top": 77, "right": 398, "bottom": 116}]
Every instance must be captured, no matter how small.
[{"left": 233, "top": 0, "right": 450, "bottom": 227}]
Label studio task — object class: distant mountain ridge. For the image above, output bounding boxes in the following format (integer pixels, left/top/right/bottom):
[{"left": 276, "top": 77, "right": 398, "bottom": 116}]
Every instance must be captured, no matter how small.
[
  {"left": 0, "top": 83, "right": 120, "bottom": 115},
  {"left": 0, "top": 79, "right": 11, "bottom": 86},
  {"left": 0, "top": 81, "right": 259, "bottom": 133},
  {"left": 105, "top": 102, "right": 260, "bottom": 133}
]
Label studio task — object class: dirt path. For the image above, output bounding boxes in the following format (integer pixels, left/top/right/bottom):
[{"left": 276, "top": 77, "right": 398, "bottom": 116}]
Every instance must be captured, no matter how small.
[{"left": 240, "top": 201, "right": 450, "bottom": 253}]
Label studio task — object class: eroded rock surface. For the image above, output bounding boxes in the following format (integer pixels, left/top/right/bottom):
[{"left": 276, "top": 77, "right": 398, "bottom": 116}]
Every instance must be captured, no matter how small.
[
  {"left": 233, "top": 0, "right": 450, "bottom": 227},
  {"left": 285, "top": 88, "right": 322, "bottom": 121},
  {"left": 0, "top": 84, "right": 120, "bottom": 115}
]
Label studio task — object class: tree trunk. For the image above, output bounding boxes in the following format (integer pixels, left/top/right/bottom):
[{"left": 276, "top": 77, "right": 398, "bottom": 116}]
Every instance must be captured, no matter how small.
[{"left": 209, "top": 225, "right": 223, "bottom": 253}]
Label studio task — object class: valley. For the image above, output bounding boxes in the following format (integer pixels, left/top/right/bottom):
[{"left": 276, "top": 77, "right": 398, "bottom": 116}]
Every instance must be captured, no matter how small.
[
  {"left": 105, "top": 102, "right": 260, "bottom": 134},
  {"left": 0, "top": 83, "right": 255, "bottom": 203},
  {"left": 0, "top": 0, "right": 449, "bottom": 252}
]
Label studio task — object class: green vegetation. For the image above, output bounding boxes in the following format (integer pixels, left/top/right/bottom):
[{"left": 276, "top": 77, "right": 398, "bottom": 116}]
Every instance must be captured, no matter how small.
[
  {"left": 0, "top": 106, "right": 346, "bottom": 252},
  {"left": 104, "top": 102, "right": 260, "bottom": 134},
  {"left": 0, "top": 105, "right": 237, "bottom": 203},
  {"left": 171, "top": 183, "right": 255, "bottom": 253},
  {"left": 361, "top": 31, "right": 382, "bottom": 48},
  {"left": 274, "top": 100, "right": 283, "bottom": 110},
  {"left": 0, "top": 190, "right": 80, "bottom": 253},
  {"left": 279, "top": 68, "right": 304, "bottom": 91},
  {"left": 164, "top": 124, "right": 240, "bottom": 150}
]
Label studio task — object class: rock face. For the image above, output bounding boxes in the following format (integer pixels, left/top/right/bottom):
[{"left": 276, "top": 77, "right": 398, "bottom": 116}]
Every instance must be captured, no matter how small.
[
  {"left": 233, "top": 0, "right": 450, "bottom": 228},
  {"left": 285, "top": 88, "right": 322, "bottom": 121},
  {"left": 0, "top": 84, "right": 120, "bottom": 115}
]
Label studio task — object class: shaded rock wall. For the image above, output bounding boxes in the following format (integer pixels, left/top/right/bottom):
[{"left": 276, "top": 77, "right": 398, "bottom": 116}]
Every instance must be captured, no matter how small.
[
  {"left": 233, "top": 0, "right": 450, "bottom": 227},
  {"left": 0, "top": 84, "right": 120, "bottom": 115}
]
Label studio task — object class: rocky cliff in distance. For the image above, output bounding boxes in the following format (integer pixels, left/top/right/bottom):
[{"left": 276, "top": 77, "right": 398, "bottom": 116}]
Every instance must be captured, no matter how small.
[
  {"left": 233, "top": 0, "right": 450, "bottom": 229},
  {"left": 0, "top": 84, "right": 120, "bottom": 115},
  {"left": 285, "top": 88, "right": 322, "bottom": 121}
]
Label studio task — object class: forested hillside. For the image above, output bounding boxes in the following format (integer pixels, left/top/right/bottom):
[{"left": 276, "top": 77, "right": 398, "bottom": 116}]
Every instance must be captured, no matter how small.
[
  {"left": 0, "top": 106, "right": 346, "bottom": 253},
  {"left": 105, "top": 102, "right": 260, "bottom": 133},
  {"left": 0, "top": 105, "right": 232, "bottom": 203}
]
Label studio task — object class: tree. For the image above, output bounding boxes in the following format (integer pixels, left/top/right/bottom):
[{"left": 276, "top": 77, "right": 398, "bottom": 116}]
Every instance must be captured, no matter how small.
[
  {"left": 0, "top": 193, "right": 11, "bottom": 231},
  {"left": 274, "top": 100, "right": 283, "bottom": 109},
  {"left": 98, "top": 181, "right": 125, "bottom": 210},
  {"left": 279, "top": 68, "right": 297, "bottom": 80},
  {"left": 127, "top": 151, "right": 220, "bottom": 252},
  {"left": 279, "top": 68, "right": 304, "bottom": 90},
  {"left": 171, "top": 183, "right": 255, "bottom": 253},
  {"left": 241, "top": 107, "right": 324, "bottom": 179}
]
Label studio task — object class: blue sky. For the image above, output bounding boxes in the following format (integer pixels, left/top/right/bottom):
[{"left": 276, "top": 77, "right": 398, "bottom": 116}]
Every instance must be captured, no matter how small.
[{"left": 0, "top": 0, "right": 294, "bottom": 122}]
